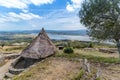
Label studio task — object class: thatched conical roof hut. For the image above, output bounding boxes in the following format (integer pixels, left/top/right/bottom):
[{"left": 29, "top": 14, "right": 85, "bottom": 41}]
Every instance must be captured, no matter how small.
[
  {"left": 4, "top": 28, "right": 57, "bottom": 78},
  {"left": 20, "top": 28, "right": 56, "bottom": 59}
]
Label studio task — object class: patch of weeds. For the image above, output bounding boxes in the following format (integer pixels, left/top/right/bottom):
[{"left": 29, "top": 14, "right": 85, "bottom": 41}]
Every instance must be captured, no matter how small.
[
  {"left": 96, "top": 77, "right": 101, "bottom": 80},
  {"left": 13, "top": 72, "right": 33, "bottom": 80},
  {"left": 73, "top": 69, "right": 85, "bottom": 80},
  {"left": 87, "top": 73, "right": 93, "bottom": 79}
]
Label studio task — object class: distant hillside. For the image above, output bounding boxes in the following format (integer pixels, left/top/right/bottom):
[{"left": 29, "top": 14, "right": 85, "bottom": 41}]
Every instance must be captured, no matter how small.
[
  {"left": 47, "top": 30, "right": 87, "bottom": 35},
  {"left": 0, "top": 30, "right": 87, "bottom": 36},
  {"left": 0, "top": 30, "right": 88, "bottom": 42}
]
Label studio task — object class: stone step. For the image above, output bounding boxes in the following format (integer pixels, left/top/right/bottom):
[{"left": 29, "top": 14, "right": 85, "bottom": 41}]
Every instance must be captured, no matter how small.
[{"left": 9, "top": 67, "right": 25, "bottom": 75}]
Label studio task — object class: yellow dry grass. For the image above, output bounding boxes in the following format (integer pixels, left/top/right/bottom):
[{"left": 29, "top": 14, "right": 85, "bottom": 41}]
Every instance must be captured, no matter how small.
[{"left": 0, "top": 45, "right": 25, "bottom": 53}]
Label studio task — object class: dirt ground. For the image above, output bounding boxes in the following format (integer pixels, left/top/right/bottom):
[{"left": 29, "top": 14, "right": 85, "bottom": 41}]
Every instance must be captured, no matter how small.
[
  {"left": 0, "top": 59, "right": 15, "bottom": 80},
  {"left": 1, "top": 56, "right": 119, "bottom": 80},
  {"left": 90, "top": 62, "right": 120, "bottom": 80},
  {"left": 14, "top": 57, "right": 83, "bottom": 80},
  {"left": 101, "top": 64, "right": 120, "bottom": 80},
  {"left": 14, "top": 57, "right": 120, "bottom": 80}
]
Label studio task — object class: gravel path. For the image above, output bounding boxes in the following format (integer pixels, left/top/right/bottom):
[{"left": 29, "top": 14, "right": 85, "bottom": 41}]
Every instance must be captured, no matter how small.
[{"left": 0, "top": 60, "right": 14, "bottom": 80}]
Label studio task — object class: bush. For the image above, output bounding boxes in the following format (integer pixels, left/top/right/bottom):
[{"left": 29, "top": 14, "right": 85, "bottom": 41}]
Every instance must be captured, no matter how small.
[
  {"left": 88, "top": 42, "right": 94, "bottom": 48},
  {"left": 63, "top": 47, "right": 74, "bottom": 54}
]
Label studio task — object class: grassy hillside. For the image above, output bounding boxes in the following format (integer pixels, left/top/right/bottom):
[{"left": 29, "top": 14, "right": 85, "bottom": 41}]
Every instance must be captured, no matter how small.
[
  {"left": 13, "top": 48, "right": 120, "bottom": 80},
  {"left": 0, "top": 40, "right": 119, "bottom": 80},
  {"left": 13, "top": 57, "right": 83, "bottom": 80}
]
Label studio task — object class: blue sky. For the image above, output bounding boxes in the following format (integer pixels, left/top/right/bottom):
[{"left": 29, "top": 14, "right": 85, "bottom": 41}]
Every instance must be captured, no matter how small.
[{"left": 0, "top": 0, "right": 85, "bottom": 31}]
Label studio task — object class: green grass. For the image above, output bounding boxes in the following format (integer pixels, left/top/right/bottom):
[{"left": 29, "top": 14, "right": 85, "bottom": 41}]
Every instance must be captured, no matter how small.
[
  {"left": 55, "top": 53, "right": 119, "bottom": 63},
  {"left": 96, "top": 77, "right": 101, "bottom": 80},
  {"left": 13, "top": 71, "right": 33, "bottom": 80},
  {"left": 73, "top": 69, "right": 85, "bottom": 80},
  {"left": 72, "top": 66, "right": 100, "bottom": 80}
]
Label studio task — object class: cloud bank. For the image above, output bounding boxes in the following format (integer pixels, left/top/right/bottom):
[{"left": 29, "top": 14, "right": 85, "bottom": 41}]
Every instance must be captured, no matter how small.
[
  {"left": 0, "top": 0, "right": 54, "bottom": 10},
  {"left": 0, "top": 0, "right": 54, "bottom": 23},
  {"left": 0, "top": 0, "right": 85, "bottom": 30}
]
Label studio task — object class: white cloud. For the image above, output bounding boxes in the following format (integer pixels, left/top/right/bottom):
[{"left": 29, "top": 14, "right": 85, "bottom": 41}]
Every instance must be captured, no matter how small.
[
  {"left": 66, "top": 0, "right": 83, "bottom": 12},
  {"left": 0, "top": 18, "right": 8, "bottom": 23},
  {"left": 0, "top": 0, "right": 28, "bottom": 9},
  {"left": 0, "top": 0, "right": 54, "bottom": 10},
  {"left": 35, "top": 10, "right": 85, "bottom": 30},
  {"left": 9, "top": 12, "right": 41, "bottom": 20},
  {"left": 30, "top": 0, "right": 54, "bottom": 6},
  {"left": 0, "top": 9, "right": 86, "bottom": 30},
  {"left": 0, "top": 12, "right": 42, "bottom": 23},
  {"left": 66, "top": 3, "right": 74, "bottom": 12},
  {"left": 22, "top": 9, "right": 29, "bottom": 13},
  {"left": 72, "top": 0, "right": 82, "bottom": 4}
]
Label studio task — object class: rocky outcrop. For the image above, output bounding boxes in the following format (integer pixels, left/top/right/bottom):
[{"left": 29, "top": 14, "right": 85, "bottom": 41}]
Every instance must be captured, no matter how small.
[{"left": 99, "top": 48, "right": 118, "bottom": 53}]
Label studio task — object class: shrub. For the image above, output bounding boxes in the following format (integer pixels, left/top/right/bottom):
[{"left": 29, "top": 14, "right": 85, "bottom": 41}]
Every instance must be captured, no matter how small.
[
  {"left": 63, "top": 47, "right": 74, "bottom": 54},
  {"left": 88, "top": 42, "right": 94, "bottom": 48}
]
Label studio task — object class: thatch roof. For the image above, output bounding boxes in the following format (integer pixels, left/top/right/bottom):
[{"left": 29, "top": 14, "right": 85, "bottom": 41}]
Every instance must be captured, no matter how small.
[{"left": 20, "top": 28, "right": 57, "bottom": 59}]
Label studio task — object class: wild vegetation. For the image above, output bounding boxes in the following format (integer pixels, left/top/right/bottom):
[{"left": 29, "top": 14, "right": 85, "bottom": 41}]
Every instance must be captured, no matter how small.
[
  {"left": 12, "top": 45, "right": 120, "bottom": 80},
  {"left": 0, "top": 38, "right": 119, "bottom": 80},
  {"left": 63, "top": 47, "right": 74, "bottom": 54},
  {"left": 56, "top": 50, "right": 119, "bottom": 63}
]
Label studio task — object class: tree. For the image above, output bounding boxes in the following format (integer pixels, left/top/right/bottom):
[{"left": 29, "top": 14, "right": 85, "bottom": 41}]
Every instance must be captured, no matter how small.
[
  {"left": 1, "top": 44, "right": 5, "bottom": 48},
  {"left": 79, "top": 0, "right": 120, "bottom": 59}
]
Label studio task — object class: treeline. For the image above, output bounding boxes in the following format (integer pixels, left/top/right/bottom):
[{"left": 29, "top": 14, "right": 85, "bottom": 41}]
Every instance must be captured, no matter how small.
[{"left": 55, "top": 40, "right": 116, "bottom": 49}]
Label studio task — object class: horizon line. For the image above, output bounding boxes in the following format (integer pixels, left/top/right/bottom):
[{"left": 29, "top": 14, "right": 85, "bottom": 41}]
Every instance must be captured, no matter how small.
[{"left": 0, "top": 29, "right": 87, "bottom": 32}]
